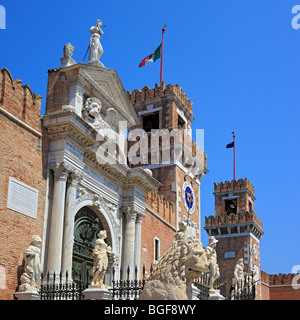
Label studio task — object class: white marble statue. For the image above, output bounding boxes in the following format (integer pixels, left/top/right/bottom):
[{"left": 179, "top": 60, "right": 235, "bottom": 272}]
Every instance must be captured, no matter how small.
[
  {"left": 18, "top": 235, "right": 42, "bottom": 292},
  {"left": 63, "top": 43, "right": 74, "bottom": 58},
  {"left": 232, "top": 258, "right": 245, "bottom": 297},
  {"left": 88, "top": 20, "right": 104, "bottom": 63},
  {"left": 91, "top": 230, "right": 111, "bottom": 287},
  {"left": 205, "top": 236, "right": 220, "bottom": 293}
]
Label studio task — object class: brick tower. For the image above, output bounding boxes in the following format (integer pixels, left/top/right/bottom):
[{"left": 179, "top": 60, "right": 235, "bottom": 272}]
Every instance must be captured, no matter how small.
[
  {"left": 127, "top": 82, "right": 208, "bottom": 265},
  {"left": 204, "top": 178, "right": 264, "bottom": 298}
]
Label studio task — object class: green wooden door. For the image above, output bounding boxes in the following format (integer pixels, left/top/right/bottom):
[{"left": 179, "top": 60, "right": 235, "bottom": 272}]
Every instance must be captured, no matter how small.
[{"left": 72, "top": 207, "right": 104, "bottom": 287}]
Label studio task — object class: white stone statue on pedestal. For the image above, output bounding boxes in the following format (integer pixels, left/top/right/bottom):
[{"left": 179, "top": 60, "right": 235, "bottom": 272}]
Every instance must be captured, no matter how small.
[
  {"left": 91, "top": 230, "right": 111, "bottom": 287},
  {"left": 231, "top": 258, "right": 245, "bottom": 298},
  {"left": 88, "top": 20, "right": 104, "bottom": 64},
  {"left": 18, "top": 235, "right": 42, "bottom": 293},
  {"left": 205, "top": 236, "right": 220, "bottom": 294}
]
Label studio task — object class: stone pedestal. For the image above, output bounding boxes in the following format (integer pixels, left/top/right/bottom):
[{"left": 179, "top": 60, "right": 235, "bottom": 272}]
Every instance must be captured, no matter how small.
[
  {"left": 191, "top": 284, "right": 200, "bottom": 300},
  {"left": 82, "top": 286, "right": 112, "bottom": 300},
  {"left": 15, "top": 290, "right": 40, "bottom": 300},
  {"left": 208, "top": 291, "right": 225, "bottom": 300}
]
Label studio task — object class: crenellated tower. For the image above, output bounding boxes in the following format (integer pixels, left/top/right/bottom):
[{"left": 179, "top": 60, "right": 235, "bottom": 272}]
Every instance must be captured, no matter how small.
[{"left": 204, "top": 178, "right": 264, "bottom": 298}]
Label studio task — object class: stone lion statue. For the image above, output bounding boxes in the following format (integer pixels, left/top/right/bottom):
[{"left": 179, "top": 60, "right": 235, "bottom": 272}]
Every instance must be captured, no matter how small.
[{"left": 138, "top": 236, "right": 209, "bottom": 300}]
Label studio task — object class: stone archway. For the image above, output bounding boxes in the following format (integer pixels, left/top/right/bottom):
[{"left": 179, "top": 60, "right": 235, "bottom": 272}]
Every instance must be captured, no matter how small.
[{"left": 61, "top": 192, "right": 121, "bottom": 287}]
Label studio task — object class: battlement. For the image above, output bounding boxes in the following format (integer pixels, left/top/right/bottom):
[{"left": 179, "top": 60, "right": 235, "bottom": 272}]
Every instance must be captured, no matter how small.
[
  {"left": 128, "top": 82, "right": 193, "bottom": 115},
  {"left": 127, "top": 126, "right": 207, "bottom": 168},
  {"left": 261, "top": 270, "right": 298, "bottom": 286},
  {"left": 0, "top": 68, "right": 43, "bottom": 133},
  {"left": 146, "top": 190, "right": 175, "bottom": 227},
  {"left": 214, "top": 178, "right": 255, "bottom": 196},
  {"left": 205, "top": 211, "right": 263, "bottom": 231}
]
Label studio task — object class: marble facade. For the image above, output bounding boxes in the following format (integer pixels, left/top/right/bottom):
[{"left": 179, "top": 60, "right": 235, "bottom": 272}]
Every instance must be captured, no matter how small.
[{"left": 42, "top": 52, "right": 161, "bottom": 284}]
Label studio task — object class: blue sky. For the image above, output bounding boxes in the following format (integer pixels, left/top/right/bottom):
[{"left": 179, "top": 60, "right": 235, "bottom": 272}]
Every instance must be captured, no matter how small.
[{"left": 0, "top": 0, "right": 299, "bottom": 275}]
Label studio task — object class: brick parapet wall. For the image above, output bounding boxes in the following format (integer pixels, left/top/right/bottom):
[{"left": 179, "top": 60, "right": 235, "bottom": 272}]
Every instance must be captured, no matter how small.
[
  {"left": 214, "top": 178, "right": 255, "bottom": 197},
  {"left": 128, "top": 82, "right": 193, "bottom": 116},
  {"left": 205, "top": 211, "right": 263, "bottom": 230},
  {"left": 145, "top": 190, "right": 175, "bottom": 228},
  {"left": 260, "top": 270, "right": 300, "bottom": 300},
  {"left": 0, "top": 68, "right": 43, "bottom": 133}
]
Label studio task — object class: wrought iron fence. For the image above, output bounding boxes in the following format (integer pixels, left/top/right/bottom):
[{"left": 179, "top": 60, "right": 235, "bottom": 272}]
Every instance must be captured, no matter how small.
[
  {"left": 229, "top": 272, "right": 256, "bottom": 300},
  {"left": 110, "top": 265, "right": 148, "bottom": 300},
  {"left": 193, "top": 272, "right": 227, "bottom": 300},
  {"left": 39, "top": 270, "right": 89, "bottom": 300},
  {"left": 38, "top": 268, "right": 255, "bottom": 301}
]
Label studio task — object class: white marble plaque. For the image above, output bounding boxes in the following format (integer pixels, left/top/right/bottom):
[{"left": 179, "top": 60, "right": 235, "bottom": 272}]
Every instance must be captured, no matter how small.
[{"left": 6, "top": 177, "right": 38, "bottom": 219}]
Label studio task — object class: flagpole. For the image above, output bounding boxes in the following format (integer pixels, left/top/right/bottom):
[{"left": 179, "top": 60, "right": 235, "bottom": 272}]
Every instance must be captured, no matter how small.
[
  {"left": 160, "top": 24, "right": 166, "bottom": 83},
  {"left": 233, "top": 132, "right": 236, "bottom": 180}
]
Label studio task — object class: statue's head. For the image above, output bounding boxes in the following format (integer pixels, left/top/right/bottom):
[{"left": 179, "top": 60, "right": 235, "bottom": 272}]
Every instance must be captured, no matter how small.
[
  {"left": 208, "top": 236, "right": 218, "bottom": 247},
  {"left": 31, "top": 235, "right": 42, "bottom": 247},
  {"left": 96, "top": 20, "right": 102, "bottom": 27},
  {"left": 185, "top": 239, "right": 209, "bottom": 281},
  {"left": 98, "top": 230, "right": 107, "bottom": 239}
]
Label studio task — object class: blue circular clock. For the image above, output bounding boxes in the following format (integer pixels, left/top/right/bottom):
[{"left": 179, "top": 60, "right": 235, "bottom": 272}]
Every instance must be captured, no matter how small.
[{"left": 182, "top": 182, "right": 196, "bottom": 214}]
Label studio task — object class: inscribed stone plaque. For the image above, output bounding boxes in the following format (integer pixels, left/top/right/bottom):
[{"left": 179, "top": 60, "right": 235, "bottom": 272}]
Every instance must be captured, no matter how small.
[
  {"left": 224, "top": 251, "right": 235, "bottom": 259},
  {"left": 6, "top": 177, "right": 38, "bottom": 219}
]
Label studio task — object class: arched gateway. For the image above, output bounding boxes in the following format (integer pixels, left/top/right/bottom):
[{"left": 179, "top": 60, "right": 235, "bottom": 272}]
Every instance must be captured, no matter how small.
[{"left": 72, "top": 206, "right": 105, "bottom": 287}]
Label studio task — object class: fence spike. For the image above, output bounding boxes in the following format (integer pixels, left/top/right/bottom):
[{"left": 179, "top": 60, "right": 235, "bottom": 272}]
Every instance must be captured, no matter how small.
[
  {"left": 127, "top": 266, "right": 130, "bottom": 280},
  {"left": 120, "top": 267, "right": 123, "bottom": 281},
  {"left": 112, "top": 266, "right": 115, "bottom": 281},
  {"left": 150, "top": 264, "right": 153, "bottom": 274},
  {"left": 134, "top": 265, "right": 138, "bottom": 280}
]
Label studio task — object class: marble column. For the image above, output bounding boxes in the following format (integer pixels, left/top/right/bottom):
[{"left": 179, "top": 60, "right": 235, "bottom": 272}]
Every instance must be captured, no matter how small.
[
  {"left": 47, "top": 166, "right": 68, "bottom": 278},
  {"left": 123, "top": 208, "right": 137, "bottom": 279},
  {"left": 61, "top": 172, "right": 82, "bottom": 279},
  {"left": 134, "top": 214, "right": 144, "bottom": 279}
]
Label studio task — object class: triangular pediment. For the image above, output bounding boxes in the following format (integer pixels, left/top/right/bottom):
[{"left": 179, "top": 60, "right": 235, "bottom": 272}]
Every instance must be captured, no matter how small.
[
  {"left": 62, "top": 63, "right": 140, "bottom": 126},
  {"left": 81, "top": 64, "right": 139, "bottom": 126}
]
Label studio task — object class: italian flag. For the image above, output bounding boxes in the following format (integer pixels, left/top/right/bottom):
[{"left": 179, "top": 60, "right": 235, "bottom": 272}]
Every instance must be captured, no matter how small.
[{"left": 139, "top": 44, "right": 162, "bottom": 68}]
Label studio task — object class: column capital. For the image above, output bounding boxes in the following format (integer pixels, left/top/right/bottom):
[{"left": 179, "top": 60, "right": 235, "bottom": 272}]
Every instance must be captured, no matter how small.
[
  {"left": 123, "top": 207, "right": 137, "bottom": 221},
  {"left": 136, "top": 213, "right": 145, "bottom": 224},
  {"left": 123, "top": 207, "right": 145, "bottom": 222},
  {"left": 69, "top": 170, "right": 83, "bottom": 187}
]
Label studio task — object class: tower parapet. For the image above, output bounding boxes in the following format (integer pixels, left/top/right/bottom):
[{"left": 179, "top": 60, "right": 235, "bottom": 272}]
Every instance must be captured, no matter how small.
[
  {"left": 128, "top": 82, "right": 193, "bottom": 116},
  {"left": 214, "top": 178, "right": 255, "bottom": 197}
]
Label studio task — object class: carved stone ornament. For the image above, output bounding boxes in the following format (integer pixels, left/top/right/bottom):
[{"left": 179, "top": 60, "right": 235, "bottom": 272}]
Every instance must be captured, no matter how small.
[
  {"left": 63, "top": 43, "right": 74, "bottom": 58},
  {"left": 18, "top": 235, "right": 42, "bottom": 292},
  {"left": 82, "top": 97, "right": 102, "bottom": 121},
  {"left": 138, "top": 233, "right": 209, "bottom": 300}
]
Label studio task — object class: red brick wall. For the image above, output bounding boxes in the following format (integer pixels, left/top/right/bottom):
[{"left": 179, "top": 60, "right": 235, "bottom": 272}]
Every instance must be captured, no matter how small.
[
  {"left": 140, "top": 208, "right": 176, "bottom": 274},
  {"left": 260, "top": 271, "right": 300, "bottom": 300},
  {"left": 0, "top": 69, "right": 48, "bottom": 300},
  {"left": 45, "top": 69, "right": 68, "bottom": 115}
]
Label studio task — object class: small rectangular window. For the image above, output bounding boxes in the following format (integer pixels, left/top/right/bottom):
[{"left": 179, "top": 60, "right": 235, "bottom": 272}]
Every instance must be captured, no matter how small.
[{"left": 154, "top": 238, "right": 160, "bottom": 263}]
